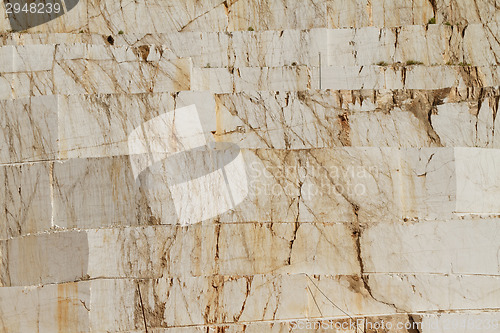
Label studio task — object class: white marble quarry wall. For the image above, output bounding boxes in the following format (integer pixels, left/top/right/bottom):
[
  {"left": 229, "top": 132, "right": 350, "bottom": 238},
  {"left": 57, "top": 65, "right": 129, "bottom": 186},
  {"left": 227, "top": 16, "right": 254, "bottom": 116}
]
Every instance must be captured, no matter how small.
[{"left": 0, "top": 0, "right": 500, "bottom": 332}]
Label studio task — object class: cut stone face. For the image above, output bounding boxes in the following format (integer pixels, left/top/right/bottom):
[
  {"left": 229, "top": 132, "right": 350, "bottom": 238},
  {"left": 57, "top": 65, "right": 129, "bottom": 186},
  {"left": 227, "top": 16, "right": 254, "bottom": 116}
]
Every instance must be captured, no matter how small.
[
  {"left": 0, "top": 162, "right": 52, "bottom": 239},
  {"left": 2, "top": 2, "right": 500, "bottom": 332}
]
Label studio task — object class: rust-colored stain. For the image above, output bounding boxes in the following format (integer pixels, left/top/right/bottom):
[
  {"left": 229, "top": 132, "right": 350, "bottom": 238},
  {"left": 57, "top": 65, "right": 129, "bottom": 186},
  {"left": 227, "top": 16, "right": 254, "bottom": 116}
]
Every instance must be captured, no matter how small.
[
  {"left": 57, "top": 283, "right": 79, "bottom": 333},
  {"left": 137, "top": 45, "right": 151, "bottom": 62},
  {"left": 338, "top": 113, "right": 351, "bottom": 146}
]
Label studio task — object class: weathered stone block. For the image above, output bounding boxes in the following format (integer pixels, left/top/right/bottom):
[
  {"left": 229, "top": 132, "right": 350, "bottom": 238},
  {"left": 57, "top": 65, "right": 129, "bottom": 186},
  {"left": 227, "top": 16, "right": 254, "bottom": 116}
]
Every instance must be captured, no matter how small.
[{"left": 0, "top": 162, "right": 52, "bottom": 239}]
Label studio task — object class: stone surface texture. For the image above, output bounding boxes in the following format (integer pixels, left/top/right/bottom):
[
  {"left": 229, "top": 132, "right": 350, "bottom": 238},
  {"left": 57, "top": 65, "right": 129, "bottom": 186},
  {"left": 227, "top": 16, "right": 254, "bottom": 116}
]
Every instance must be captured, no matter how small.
[{"left": 1, "top": 0, "right": 500, "bottom": 332}]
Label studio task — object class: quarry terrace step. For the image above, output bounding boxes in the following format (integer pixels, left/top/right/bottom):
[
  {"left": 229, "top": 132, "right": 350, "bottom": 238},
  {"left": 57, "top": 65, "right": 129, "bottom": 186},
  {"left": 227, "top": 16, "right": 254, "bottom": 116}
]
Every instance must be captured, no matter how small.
[
  {"left": 1, "top": 219, "right": 500, "bottom": 286},
  {"left": 1, "top": 24, "right": 500, "bottom": 67},
  {"left": 0, "top": 92, "right": 499, "bottom": 166},
  {"left": 0, "top": 0, "right": 498, "bottom": 33},
  {"left": 0, "top": 273, "right": 499, "bottom": 331},
  {"left": 1, "top": 148, "right": 499, "bottom": 239},
  {"left": 1, "top": 62, "right": 500, "bottom": 99}
]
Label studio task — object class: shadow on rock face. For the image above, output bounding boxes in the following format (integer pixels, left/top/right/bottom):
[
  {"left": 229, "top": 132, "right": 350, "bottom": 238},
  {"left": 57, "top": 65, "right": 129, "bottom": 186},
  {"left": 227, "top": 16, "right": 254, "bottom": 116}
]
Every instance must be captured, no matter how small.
[{"left": 4, "top": 0, "right": 80, "bottom": 32}]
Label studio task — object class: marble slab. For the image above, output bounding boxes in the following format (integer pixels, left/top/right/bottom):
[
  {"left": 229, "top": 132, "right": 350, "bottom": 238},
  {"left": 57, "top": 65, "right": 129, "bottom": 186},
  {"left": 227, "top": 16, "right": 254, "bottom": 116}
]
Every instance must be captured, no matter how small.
[
  {"left": 0, "top": 282, "right": 90, "bottom": 332},
  {"left": 362, "top": 219, "right": 500, "bottom": 275},
  {"left": 227, "top": 0, "right": 327, "bottom": 31},
  {"left": 216, "top": 90, "right": 500, "bottom": 149},
  {"left": 0, "top": 95, "right": 59, "bottom": 163},
  {"left": 319, "top": 65, "right": 500, "bottom": 90},
  {"left": 88, "top": 0, "right": 228, "bottom": 34},
  {"left": 0, "top": 162, "right": 53, "bottom": 239},
  {"left": 0, "top": 55, "right": 192, "bottom": 99},
  {"left": 327, "top": 0, "right": 434, "bottom": 28},
  {"left": 0, "top": 222, "right": 359, "bottom": 284}
]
